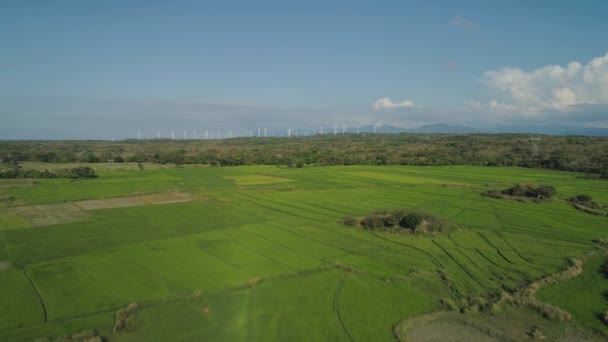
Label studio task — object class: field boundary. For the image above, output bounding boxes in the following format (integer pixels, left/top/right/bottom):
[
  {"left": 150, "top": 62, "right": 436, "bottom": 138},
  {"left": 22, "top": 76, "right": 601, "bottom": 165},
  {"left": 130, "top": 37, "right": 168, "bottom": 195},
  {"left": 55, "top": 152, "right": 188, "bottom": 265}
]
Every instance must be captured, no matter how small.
[{"left": 22, "top": 270, "right": 47, "bottom": 323}]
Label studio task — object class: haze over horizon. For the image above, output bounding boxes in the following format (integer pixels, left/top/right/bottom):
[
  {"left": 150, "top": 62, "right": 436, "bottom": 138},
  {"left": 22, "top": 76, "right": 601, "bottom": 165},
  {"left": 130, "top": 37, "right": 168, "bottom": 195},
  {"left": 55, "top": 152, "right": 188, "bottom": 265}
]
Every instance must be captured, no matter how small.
[{"left": 2, "top": 1, "right": 608, "bottom": 139}]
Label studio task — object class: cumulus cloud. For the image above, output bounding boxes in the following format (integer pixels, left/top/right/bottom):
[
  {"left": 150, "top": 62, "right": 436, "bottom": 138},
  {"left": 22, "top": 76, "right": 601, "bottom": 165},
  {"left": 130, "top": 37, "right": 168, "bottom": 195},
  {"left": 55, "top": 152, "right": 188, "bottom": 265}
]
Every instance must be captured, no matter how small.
[
  {"left": 481, "top": 52, "right": 608, "bottom": 113},
  {"left": 450, "top": 16, "right": 476, "bottom": 31},
  {"left": 373, "top": 97, "right": 416, "bottom": 111}
]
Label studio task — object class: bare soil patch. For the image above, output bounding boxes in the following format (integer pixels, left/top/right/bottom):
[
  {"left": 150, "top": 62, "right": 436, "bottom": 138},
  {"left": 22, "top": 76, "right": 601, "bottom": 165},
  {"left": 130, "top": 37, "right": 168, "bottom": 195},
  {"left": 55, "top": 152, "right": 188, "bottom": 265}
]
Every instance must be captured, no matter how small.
[
  {"left": 406, "top": 319, "right": 502, "bottom": 342},
  {"left": 13, "top": 192, "right": 194, "bottom": 227},
  {"left": 15, "top": 203, "right": 88, "bottom": 226},
  {"left": 74, "top": 199, "right": 113, "bottom": 210}
]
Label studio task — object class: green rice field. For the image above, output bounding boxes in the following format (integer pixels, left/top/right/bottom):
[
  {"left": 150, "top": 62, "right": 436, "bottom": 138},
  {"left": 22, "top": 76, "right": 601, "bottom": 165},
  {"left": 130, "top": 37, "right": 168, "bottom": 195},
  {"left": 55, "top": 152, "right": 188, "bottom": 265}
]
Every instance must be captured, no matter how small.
[{"left": 0, "top": 165, "right": 607, "bottom": 341}]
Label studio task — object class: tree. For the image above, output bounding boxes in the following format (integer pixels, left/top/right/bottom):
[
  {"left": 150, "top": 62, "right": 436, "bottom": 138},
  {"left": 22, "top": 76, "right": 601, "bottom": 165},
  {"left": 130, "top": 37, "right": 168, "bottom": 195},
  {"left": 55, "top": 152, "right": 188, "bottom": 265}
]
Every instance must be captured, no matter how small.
[
  {"left": 79, "top": 151, "right": 99, "bottom": 163},
  {"left": 360, "top": 215, "right": 384, "bottom": 230},
  {"left": 400, "top": 212, "right": 423, "bottom": 230},
  {"left": 68, "top": 166, "right": 97, "bottom": 178}
]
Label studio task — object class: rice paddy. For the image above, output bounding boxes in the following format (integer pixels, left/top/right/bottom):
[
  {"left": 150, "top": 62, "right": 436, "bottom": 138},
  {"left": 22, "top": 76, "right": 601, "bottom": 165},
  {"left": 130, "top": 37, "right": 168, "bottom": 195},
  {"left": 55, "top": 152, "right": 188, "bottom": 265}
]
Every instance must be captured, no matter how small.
[{"left": 0, "top": 165, "right": 606, "bottom": 341}]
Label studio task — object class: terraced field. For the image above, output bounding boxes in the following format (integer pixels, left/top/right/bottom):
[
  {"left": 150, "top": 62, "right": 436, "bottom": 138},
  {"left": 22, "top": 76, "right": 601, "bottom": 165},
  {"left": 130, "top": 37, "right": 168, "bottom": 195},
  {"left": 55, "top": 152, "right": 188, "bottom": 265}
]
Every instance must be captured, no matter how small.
[{"left": 0, "top": 165, "right": 607, "bottom": 341}]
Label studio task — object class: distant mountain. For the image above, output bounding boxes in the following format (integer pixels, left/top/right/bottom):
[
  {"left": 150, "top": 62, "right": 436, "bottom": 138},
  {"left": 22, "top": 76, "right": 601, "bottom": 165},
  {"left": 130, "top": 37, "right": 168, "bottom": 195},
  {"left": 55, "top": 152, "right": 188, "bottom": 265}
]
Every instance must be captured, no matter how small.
[
  {"left": 402, "top": 123, "right": 608, "bottom": 136},
  {"left": 313, "top": 123, "right": 608, "bottom": 136},
  {"left": 357, "top": 125, "right": 407, "bottom": 134},
  {"left": 487, "top": 125, "right": 608, "bottom": 136}
]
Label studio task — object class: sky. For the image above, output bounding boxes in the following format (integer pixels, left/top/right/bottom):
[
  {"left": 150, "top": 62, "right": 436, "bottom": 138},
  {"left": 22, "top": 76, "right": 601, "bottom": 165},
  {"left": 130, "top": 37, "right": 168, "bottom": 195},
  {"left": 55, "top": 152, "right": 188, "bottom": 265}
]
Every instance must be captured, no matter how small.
[{"left": 1, "top": 0, "right": 608, "bottom": 139}]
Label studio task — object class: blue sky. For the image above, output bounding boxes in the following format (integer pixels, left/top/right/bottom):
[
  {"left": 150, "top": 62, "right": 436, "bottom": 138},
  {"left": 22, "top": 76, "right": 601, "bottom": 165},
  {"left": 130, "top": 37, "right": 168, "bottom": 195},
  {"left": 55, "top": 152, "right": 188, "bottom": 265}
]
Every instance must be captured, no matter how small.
[{"left": 1, "top": 1, "right": 608, "bottom": 139}]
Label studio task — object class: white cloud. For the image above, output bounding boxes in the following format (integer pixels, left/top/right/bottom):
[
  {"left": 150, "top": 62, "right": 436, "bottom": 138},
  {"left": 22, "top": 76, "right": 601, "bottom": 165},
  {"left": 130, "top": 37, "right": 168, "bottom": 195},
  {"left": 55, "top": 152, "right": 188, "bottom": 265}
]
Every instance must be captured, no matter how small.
[
  {"left": 481, "top": 52, "right": 608, "bottom": 113},
  {"left": 450, "top": 16, "right": 476, "bottom": 31},
  {"left": 373, "top": 97, "right": 416, "bottom": 111}
]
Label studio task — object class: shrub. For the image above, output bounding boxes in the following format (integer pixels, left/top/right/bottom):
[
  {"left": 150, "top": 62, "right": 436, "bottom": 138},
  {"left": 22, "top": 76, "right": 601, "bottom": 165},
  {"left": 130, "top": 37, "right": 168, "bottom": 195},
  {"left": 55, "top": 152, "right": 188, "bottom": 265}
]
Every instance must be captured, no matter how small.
[
  {"left": 113, "top": 303, "right": 138, "bottom": 333},
  {"left": 602, "top": 261, "right": 608, "bottom": 278},
  {"left": 535, "top": 185, "right": 556, "bottom": 198},
  {"left": 360, "top": 215, "right": 384, "bottom": 230},
  {"left": 572, "top": 194, "right": 593, "bottom": 203},
  {"left": 67, "top": 166, "right": 97, "bottom": 178},
  {"left": 400, "top": 212, "right": 423, "bottom": 229},
  {"left": 389, "top": 210, "right": 408, "bottom": 222},
  {"left": 527, "top": 326, "right": 545, "bottom": 340},
  {"left": 342, "top": 216, "right": 358, "bottom": 226},
  {"left": 482, "top": 190, "right": 503, "bottom": 199},
  {"left": 383, "top": 215, "right": 400, "bottom": 227},
  {"left": 500, "top": 184, "right": 556, "bottom": 199},
  {"left": 440, "top": 298, "right": 458, "bottom": 311}
]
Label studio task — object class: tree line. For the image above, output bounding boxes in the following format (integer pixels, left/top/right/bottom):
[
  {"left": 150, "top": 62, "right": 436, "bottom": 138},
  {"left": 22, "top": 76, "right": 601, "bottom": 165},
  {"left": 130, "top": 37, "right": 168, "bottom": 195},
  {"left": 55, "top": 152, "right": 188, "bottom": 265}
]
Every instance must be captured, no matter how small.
[
  {"left": 0, "top": 166, "right": 97, "bottom": 179},
  {"left": 1, "top": 134, "right": 607, "bottom": 176}
]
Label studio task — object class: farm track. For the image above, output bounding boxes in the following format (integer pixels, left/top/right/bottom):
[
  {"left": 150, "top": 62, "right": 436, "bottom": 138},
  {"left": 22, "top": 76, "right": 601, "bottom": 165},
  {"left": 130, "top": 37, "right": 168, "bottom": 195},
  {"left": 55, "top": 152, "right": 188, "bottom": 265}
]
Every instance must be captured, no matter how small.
[
  {"left": 276, "top": 224, "right": 421, "bottom": 274},
  {"left": 453, "top": 248, "right": 500, "bottom": 287},
  {"left": 222, "top": 232, "right": 298, "bottom": 272},
  {"left": 246, "top": 286, "right": 256, "bottom": 341},
  {"left": 0, "top": 232, "right": 9, "bottom": 260},
  {"left": 368, "top": 232, "right": 443, "bottom": 268},
  {"left": 77, "top": 265, "right": 122, "bottom": 303},
  {"left": 488, "top": 202, "right": 534, "bottom": 264},
  {"left": 431, "top": 240, "right": 486, "bottom": 289},
  {"left": 333, "top": 274, "right": 354, "bottom": 342},
  {"left": 22, "top": 269, "right": 47, "bottom": 323}
]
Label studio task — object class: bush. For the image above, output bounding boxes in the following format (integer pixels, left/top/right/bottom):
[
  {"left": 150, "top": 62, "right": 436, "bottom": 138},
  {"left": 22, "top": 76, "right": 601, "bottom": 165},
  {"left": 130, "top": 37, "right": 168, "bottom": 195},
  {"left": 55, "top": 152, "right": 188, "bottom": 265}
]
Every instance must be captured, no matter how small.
[
  {"left": 400, "top": 212, "right": 423, "bottom": 229},
  {"left": 67, "top": 166, "right": 97, "bottom": 178},
  {"left": 342, "top": 216, "right": 358, "bottom": 226},
  {"left": 383, "top": 215, "right": 400, "bottom": 227},
  {"left": 500, "top": 184, "right": 556, "bottom": 199},
  {"left": 535, "top": 185, "right": 556, "bottom": 198},
  {"left": 527, "top": 326, "right": 545, "bottom": 340},
  {"left": 113, "top": 303, "right": 138, "bottom": 333},
  {"left": 440, "top": 298, "right": 458, "bottom": 311},
  {"left": 360, "top": 215, "right": 384, "bottom": 230},
  {"left": 572, "top": 194, "right": 593, "bottom": 203}
]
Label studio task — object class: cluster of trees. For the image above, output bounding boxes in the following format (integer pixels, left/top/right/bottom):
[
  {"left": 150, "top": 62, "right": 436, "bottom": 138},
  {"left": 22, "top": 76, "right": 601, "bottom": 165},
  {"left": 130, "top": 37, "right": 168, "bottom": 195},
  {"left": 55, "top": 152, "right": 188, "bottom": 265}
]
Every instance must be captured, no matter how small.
[
  {"left": 0, "top": 166, "right": 97, "bottom": 179},
  {"left": 500, "top": 184, "right": 557, "bottom": 199},
  {"left": 1, "top": 134, "right": 607, "bottom": 174},
  {"left": 566, "top": 194, "right": 607, "bottom": 216},
  {"left": 484, "top": 184, "right": 557, "bottom": 200},
  {"left": 343, "top": 209, "right": 448, "bottom": 234}
]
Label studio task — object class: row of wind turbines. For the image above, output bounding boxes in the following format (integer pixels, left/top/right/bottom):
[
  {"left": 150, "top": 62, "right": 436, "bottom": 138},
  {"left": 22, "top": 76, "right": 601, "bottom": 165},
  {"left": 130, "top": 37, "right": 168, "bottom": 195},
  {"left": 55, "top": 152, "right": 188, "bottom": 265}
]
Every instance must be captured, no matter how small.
[{"left": 136, "top": 124, "right": 380, "bottom": 140}]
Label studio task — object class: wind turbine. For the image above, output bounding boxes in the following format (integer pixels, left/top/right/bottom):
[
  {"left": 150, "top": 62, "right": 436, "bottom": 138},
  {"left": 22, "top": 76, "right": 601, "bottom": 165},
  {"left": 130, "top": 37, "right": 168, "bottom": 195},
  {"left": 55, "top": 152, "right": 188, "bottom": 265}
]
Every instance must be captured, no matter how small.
[{"left": 171, "top": 130, "right": 175, "bottom": 140}]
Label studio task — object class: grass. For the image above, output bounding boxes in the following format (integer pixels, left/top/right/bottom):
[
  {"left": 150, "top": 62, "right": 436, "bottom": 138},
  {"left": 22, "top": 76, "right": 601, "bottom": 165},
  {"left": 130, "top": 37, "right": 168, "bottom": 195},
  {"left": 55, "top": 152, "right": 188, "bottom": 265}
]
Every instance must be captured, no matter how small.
[
  {"left": 0, "top": 164, "right": 606, "bottom": 341},
  {"left": 537, "top": 256, "right": 608, "bottom": 333}
]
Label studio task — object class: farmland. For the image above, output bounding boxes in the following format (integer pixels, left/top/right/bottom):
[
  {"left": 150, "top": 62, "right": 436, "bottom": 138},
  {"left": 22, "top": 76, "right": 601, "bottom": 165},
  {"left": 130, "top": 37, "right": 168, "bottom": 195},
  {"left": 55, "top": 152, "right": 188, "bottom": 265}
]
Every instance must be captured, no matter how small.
[{"left": 0, "top": 164, "right": 607, "bottom": 341}]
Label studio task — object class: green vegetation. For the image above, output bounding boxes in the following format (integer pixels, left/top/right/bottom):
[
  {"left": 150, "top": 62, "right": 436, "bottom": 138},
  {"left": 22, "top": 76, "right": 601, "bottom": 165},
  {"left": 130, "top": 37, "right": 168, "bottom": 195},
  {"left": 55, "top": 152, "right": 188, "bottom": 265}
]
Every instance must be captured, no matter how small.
[
  {"left": 483, "top": 183, "right": 557, "bottom": 201},
  {"left": 2, "top": 133, "right": 608, "bottom": 174},
  {"left": 537, "top": 256, "right": 608, "bottom": 333},
  {"left": 566, "top": 194, "right": 608, "bottom": 216},
  {"left": 0, "top": 163, "right": 606, "bottom": 341},
  {"left": 0, "top": 166, "right": 97, "bottom": 179},
  {"left": 353, "top": 209, "right": 448, "bottom": 234}
]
